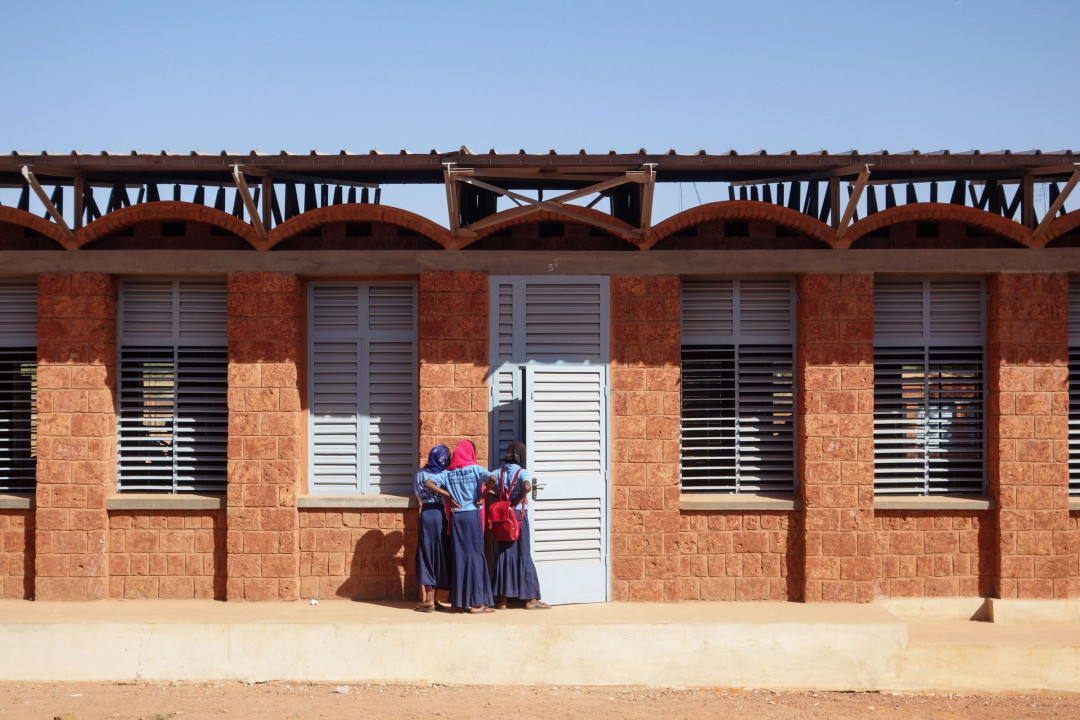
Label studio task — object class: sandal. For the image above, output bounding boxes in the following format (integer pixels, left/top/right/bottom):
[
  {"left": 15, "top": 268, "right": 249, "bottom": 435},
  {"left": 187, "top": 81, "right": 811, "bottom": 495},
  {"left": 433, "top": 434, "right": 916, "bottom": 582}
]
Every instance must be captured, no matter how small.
[
  {"left": 414, "top": 603, "right": 435, "bottom": 613},
  {"left": 468, "top": 606, "right": 495, "bottom": 614},
  {"left": 525, "top": 600, "right": 551, "bottom": 610}
]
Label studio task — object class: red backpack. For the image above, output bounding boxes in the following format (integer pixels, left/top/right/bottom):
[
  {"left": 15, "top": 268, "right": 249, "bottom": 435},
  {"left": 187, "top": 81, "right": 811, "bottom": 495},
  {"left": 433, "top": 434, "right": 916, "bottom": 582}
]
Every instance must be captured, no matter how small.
[{"left": 486, "top": 467, "right": 526, "bottom": 542}]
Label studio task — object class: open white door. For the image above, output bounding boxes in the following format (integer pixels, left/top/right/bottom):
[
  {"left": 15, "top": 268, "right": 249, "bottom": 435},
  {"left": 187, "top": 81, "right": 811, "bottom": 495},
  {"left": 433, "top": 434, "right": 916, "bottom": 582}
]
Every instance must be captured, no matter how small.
[
  {"left": 525, "top": 365, "right": 609, "bottom": 604},
  {"left": 490, "top": 276, "right": 610, "bottom": 604}
]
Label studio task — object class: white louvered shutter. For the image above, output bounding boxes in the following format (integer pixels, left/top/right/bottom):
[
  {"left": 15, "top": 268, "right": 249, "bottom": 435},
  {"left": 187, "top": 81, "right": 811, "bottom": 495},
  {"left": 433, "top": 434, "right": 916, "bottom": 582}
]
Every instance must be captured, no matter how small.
[
  {"left": 488, "top": 276, "right": 608, "bottom": 465},
  {"left": 0, "top": 282, "right": 38, "bottom": 493},
  {"left": 524, "top": 282, "right": 605, "bottom": 363},
  {"left": 118, "top": 281, "right": 228, "bottom": 493},
  {"left": 526, "top": 365, "right": 608, "bottom": 604},
  {"left": 494, "top": 281, "right": 517, "bottom": 364},
  {"left": 491, "top": 367, "right": 522, "bottom": 466},
  {"left": 873, "top": 279, "right": 985, "bottom": 495},
  {"left": 1068, "top": 279, "right": 1080, "bottom": 496},
  {"left": 309, "top": 283, "right": 417, "bottom": 494},
  {"left": 680, "top": 279, "right": 796, "bottom": 494},
  {"left": 489, "top": 280, "right": 521, "bottom": 464}
]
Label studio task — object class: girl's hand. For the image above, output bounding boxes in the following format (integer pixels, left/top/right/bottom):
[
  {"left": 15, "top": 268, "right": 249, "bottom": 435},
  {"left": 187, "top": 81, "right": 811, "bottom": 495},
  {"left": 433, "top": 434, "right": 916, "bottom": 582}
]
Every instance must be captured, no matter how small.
[{"left": 449, "top": 498, "right": 462, "bottom": 510}]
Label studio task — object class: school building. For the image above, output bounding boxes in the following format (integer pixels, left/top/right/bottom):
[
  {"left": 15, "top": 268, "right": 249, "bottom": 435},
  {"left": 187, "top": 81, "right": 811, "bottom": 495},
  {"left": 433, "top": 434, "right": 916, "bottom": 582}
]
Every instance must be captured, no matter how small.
[{"left": 0, "top": 149, "right": 1078, "bottom": 605}]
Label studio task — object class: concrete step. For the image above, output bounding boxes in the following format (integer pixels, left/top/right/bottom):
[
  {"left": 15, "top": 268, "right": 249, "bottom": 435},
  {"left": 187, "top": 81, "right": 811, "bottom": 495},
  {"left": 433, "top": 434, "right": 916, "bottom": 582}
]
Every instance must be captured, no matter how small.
[{"left": 0, "top": 600, "right": 1077, "bottom": 693}]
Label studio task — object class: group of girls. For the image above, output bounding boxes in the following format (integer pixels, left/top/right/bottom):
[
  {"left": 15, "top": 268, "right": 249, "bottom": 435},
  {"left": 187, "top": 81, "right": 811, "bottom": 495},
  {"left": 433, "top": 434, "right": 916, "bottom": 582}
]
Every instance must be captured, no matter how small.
[{"left": 413, "top": 439, "right": 549, "bottom": 613}]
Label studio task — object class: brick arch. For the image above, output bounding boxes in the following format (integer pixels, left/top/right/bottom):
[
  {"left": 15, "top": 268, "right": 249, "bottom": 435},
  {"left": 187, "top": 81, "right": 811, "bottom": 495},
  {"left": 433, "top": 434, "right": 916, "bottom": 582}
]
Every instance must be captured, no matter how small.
[
  {"left": 74, "top": 201, "right": 261, "bottom": 249},
  {"left": 0, "top": 206, "right": 74, "bottom": 249},
  {"left": 459, "top": 206, "right": 640, "bottom": 250},
  {"left": 646, "top": 201, "right": 834, "bottom": 250},
  {"left": 266, "top": 204, "right": 452, "bottom": 249},
  {"left": 841, "top": 203, "right": 1031, "bottom": 249},
  {"left": 1040, "top": 209, "right": 1080, "bottom": 247}
]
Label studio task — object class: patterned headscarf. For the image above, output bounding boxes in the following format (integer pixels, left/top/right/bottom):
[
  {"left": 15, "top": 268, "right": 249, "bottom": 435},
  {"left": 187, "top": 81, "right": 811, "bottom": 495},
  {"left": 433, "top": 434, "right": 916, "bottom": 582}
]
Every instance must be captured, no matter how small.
[
  {"left": 423, "top": 445, "right": 450, "bottom": 473},
  {"left": 503, "top": 441, "right": 527, "bottom": 469},
  {"left": 447, "top": 439, "right": 477, "bottom": 470}
]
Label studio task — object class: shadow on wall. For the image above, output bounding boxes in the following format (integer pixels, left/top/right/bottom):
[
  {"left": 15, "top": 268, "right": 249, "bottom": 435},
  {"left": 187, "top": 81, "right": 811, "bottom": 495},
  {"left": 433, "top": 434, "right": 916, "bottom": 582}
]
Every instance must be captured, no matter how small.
[{"left": 339, "top": 528, "right": 410, "bottom": 600}]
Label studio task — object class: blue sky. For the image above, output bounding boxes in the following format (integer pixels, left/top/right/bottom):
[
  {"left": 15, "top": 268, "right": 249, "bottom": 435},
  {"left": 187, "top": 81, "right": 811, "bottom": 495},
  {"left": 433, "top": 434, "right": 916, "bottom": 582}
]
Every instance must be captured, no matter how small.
[{"left": 3, "top": 0, "right": 1077, "bottom": 222}]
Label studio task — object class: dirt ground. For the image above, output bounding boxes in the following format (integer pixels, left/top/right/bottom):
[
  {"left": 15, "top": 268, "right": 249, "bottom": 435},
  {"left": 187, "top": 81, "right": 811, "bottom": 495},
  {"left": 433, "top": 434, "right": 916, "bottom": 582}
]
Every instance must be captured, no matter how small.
[{"left": 1, "top": 682, "right": 1078, "bottom": 720}]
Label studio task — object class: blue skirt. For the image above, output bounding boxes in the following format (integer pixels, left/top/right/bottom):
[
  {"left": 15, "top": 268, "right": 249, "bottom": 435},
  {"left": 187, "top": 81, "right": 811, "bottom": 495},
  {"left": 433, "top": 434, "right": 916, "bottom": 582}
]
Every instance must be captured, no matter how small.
[
  {"left": 449, "top": 509, "right": 494, "bottom": 609},
  {"left": 415, "top": 505, "right": 450, "bottom": 589},
  {"left": 492, "top": 513, "right": 542, "bottom": 601}
]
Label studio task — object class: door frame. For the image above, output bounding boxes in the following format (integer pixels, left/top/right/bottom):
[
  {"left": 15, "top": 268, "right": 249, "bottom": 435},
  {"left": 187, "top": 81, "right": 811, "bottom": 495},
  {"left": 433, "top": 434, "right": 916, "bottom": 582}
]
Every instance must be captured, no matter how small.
[{"left": 488, "top": 275, "right": 612, "bottom": 603}]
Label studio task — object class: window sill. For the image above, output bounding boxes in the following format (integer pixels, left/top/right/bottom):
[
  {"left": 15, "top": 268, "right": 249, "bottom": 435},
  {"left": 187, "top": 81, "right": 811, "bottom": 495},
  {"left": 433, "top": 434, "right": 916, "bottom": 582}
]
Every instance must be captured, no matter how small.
[
  {"left": 680, "top": 494, "right": 800, "bottom": 511},
  {"left": 107, "top": 494, "right": 225, "bottom": 511},
  {"left": 297, "top": 495, "right": 416, "bottom": 509},
  {"left": 874, "top": 495, "right": 993, "bottom": 511},
  {"left": 0, "top": 494, "right": 34, "bottom": 510},
  {"left": 1070, "top": 497, "right": 1080, "bottom": 512}
]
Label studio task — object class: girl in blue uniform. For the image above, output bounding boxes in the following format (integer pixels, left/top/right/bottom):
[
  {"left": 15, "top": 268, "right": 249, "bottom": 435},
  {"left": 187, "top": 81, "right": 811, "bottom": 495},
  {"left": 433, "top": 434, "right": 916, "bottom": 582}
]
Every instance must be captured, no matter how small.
[
  {"left": 436, "top": 439, "right": 496, "bottom": 613},
  {"left": 490, "top": 441, "right": 549, "bottom": 609},
  {"left": 414, "top": 444, "right": 454, "bottom": 612}
]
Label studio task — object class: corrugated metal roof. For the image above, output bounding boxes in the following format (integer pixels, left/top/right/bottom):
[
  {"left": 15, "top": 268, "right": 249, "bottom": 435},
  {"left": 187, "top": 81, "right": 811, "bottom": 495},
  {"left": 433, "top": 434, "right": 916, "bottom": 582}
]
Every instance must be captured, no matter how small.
[
  {"left": 6, "top": 147, "right": 1077, "bottom": 158},
  {"left": 2, "top": 149, "right": 1075, "bottom": 190}
]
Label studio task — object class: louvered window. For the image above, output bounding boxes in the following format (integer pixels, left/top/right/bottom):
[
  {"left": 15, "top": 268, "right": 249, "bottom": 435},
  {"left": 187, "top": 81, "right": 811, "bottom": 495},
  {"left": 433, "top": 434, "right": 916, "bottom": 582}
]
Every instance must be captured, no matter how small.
[
  {"left": 117, "top": 281, "right": 228, "bottom": 493},
  {"left": 308, "top": 283, "right": 417, "bottom": 495},
  {"left": 0, "top": 282, "right": 37, "bottom": 493},
  {"left": 1068, "top": 279, "right": 1080, "bottom": 496},
  {"left": 873, "top": 279, "right": 985, "bottom": 495},
  {"left": 680, "top": 279, "right": 796, "bottom": 494}
]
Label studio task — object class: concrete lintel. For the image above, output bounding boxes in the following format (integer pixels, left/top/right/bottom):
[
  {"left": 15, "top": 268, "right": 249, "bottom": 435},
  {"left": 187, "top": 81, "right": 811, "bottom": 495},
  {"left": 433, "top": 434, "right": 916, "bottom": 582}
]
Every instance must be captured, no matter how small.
[
  {"left": 680, "top": 494, "right": 799, "bottom": 511},
  {"left": 988, "top": 598, "right": 1080, "bottom": 624},
  {"left": 874, "top": 495, "right": 993, "bottom": 511},
  {"left": 297, "top": 495, "right": 416, "bottom": 509},
  {"left": 106, "top": 494, "right": 225, "bottom": 511},
  {"left": 0, "top": 494, "right": 34, "bottom": 510},
  {"left": 6, "top": 248, "right": 1080, "bottom": 276}
]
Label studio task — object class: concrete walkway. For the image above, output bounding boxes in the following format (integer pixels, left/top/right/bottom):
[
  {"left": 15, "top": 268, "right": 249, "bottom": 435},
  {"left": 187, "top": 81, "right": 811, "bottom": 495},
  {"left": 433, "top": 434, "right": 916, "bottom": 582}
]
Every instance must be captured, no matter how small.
[{"left": 1, "top": 599, "right": 1078, "bottom": 693}]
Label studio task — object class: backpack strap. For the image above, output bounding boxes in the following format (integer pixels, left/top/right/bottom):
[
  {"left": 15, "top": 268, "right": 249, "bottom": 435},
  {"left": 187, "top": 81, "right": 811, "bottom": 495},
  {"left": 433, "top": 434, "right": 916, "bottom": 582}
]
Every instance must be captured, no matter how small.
[
  {"left": 477, "top": 474, "right": 488, "bottom": 530},
  {"left": 508, "top": 468, "right": 526, "bottom": 518},
  {"left": 516, "top": 468, "right": 529, "bottom": 518},
  {"left": 506, "top": 468, "right": 521, "bottom": 498}
]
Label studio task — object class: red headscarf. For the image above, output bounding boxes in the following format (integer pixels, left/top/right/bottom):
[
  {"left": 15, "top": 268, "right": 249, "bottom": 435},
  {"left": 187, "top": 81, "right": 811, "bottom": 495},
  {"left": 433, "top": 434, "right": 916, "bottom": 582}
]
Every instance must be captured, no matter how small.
[{"left": 447, "top": 439, "right": 477, "bottom": 470}]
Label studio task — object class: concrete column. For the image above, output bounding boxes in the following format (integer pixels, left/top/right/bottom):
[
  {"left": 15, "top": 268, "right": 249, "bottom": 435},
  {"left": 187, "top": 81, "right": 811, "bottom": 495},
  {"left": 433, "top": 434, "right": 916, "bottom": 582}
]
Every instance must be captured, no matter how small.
[
  {"left": 34, "top": 273, "right": 117, "bottom": 600},
  {"left": 797, "top": 274, "right": 876, "bottom": 602},
  {"left": 609, "top": 276, "right": 682, "bottom": 602},
  {"left": 987, "top": 273, "right": 1076, "bottom": 599},
  {"left": 225, "top": 273, "right": 302, "bottom": 601}
]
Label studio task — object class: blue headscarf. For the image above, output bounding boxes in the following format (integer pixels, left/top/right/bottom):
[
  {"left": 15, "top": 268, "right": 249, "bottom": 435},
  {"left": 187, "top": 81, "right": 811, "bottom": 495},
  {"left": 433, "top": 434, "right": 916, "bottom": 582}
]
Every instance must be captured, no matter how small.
[{"left": 423, "top": 444, "right": 450, "bottom": 473}]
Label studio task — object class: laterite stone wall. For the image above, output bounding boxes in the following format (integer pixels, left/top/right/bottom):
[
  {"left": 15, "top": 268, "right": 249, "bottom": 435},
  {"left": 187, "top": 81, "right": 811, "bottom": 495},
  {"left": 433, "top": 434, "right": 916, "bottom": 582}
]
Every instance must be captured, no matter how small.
[
  {"left": 677, "top": 511, "right": 800, "bottom": 601},
  {"left": 872, "top": 511, "right": 995, "bottom": 597},
  {"left": 107, "top": 510, "right": 225, "bottom": 599},
  {"left": 987, "top": 273, "right": 1076, "bottom": 599},
  {"left": 2, "top": 261, "right": 1078, "bottom": 604},
  {"left": 225, "top": 272, "right": 303, "bottom": 601},
  {"left": 298, "top": 509, "right": 416, "bottom": 600},
  {"left": 34, "top": 273, "right": 117, "bottom": 600},
  {"left": 609, "top": 276, "right": 682, "bottom": 601},
  {"left": 0, "top": 509, "right": 33, "bottom": 599},
  {"left": 417, "top": 271, "right": 489, "bottom": 464},
  {"left": 797, "top": 274, "right": 876, "bottom": 602}
]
